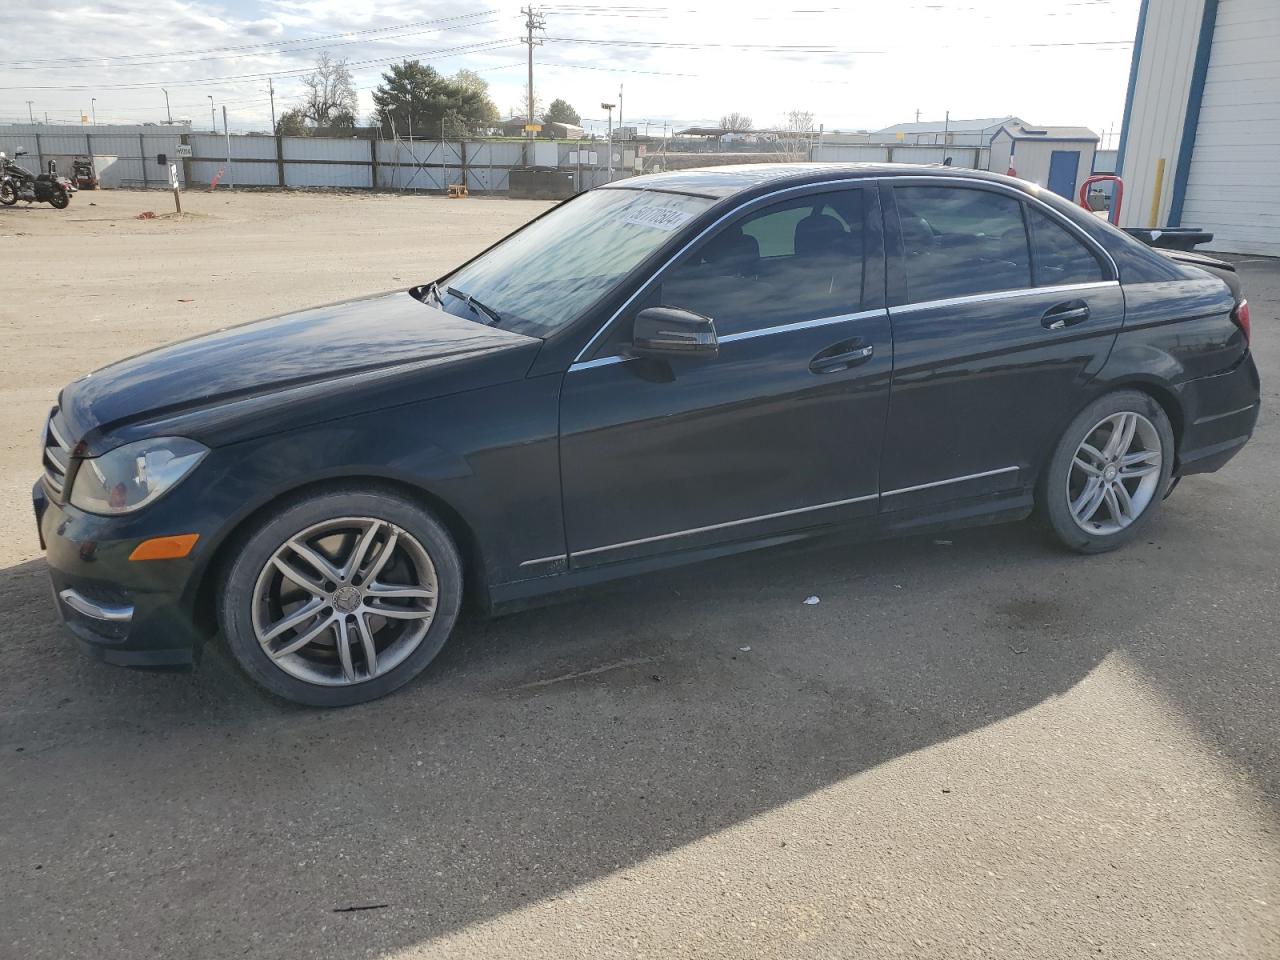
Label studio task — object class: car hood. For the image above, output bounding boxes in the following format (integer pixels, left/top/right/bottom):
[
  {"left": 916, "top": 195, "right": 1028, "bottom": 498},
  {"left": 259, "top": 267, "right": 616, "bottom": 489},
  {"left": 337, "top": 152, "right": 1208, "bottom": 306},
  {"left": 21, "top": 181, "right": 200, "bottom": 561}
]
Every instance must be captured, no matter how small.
[{"left": 59, "top": 291, "right": 541, "bottom": 451}]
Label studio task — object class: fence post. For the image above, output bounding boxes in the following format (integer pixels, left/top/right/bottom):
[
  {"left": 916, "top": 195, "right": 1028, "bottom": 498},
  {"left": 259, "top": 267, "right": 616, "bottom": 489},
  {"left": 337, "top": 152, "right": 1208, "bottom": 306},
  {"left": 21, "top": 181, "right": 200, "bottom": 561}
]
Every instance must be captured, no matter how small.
[
  {"left": 275, "top": 134, "right": 285, "bottom": 188},
  {"left": 460, "top": 140, "right": 468, "bottom": 192},
  {"left": 139, "top": 133, "right": 149, "bottom": 187},
  {"left": 180, "top": 132, "right": 193, "bottom": 186},
  {"left": 369, "top": 138, "right": 378, "bottom": 190}
]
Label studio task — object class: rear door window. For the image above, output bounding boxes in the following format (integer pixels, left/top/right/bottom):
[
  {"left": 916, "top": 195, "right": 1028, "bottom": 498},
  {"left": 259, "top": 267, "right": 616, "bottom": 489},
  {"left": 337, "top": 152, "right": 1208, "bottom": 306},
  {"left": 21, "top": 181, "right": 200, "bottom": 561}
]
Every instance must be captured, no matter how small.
[
  {"left": 895, "top": 186, "right": 1031, "bottom": 303},
  {"left": 1025, "top": 206, "right": 1107, "bottom": 287}
]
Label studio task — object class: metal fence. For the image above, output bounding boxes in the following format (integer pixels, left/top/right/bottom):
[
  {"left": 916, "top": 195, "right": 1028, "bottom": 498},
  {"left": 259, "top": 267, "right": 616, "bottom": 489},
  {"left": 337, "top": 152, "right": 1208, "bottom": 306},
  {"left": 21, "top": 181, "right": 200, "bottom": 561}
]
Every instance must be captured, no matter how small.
[
  {"left": 811, "top": 142, "right": 991, "bottom": 169},
  {"left": 0, "top": 124, "right": 623, "bottom": 193}
]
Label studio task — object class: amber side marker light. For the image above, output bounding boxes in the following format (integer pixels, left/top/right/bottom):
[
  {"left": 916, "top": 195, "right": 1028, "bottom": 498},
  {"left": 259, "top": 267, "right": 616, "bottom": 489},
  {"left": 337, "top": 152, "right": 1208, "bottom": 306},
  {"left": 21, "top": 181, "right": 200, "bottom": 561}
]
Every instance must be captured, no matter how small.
[{"left": 129, "top": 533, "right": 200, "bottom": 561}]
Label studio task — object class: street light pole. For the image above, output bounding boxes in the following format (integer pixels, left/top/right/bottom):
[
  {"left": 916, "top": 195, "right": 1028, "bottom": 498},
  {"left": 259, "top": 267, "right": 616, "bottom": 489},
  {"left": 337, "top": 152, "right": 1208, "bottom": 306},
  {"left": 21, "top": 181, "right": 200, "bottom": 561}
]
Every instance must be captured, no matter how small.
[
  {"left": 601, "top": 102, "right": 615, "bottom": 181},
  {"left": 162, "top": 88, "right": 172, "bottom": 124},
  {"left": 208, "top": 95, "right": 216, "bottom": 133},
  {"left": 26, "top": 101, "right": 34, "bottom": 124},
  {"left": 91, "top": 98, "right": 97, "bottom": 126}
]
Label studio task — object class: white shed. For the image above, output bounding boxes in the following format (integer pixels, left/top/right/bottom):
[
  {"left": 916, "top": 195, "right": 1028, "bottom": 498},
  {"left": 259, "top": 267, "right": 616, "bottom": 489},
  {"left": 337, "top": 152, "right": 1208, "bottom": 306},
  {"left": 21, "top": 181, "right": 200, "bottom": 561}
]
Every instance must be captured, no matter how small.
[
  {"left": 1117, "top": 0, "right": 1280, "bottom": 255},
  {"left": 988, "top": 124, "right": 1100, "bottom": 201}
]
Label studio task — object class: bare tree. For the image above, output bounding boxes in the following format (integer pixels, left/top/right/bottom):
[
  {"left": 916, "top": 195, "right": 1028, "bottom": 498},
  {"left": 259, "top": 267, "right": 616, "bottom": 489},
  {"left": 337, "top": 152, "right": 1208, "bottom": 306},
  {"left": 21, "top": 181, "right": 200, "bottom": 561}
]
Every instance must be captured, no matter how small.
[
  {"left": 778, "top": 109, "right": 816, "bottom": 161},
  {"left": 720, "top": 112, "right": 753, "bottom": 132},
  {"left": 299, "top": 53, "right": 359, "bottom": 129}
]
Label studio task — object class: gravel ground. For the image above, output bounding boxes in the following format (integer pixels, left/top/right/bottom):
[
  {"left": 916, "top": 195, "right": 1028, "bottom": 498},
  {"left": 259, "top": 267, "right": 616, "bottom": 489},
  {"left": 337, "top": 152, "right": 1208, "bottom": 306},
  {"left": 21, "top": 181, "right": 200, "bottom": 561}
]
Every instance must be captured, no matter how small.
[{"left": 0, "top": 189, "right": 1276, "bottom": 960}]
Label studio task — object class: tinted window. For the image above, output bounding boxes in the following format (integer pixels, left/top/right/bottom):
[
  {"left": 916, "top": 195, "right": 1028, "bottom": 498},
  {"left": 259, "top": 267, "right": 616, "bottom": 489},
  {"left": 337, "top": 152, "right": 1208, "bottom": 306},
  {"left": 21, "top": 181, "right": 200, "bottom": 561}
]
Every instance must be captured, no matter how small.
[
  {"left": 896, "top": 186, "right": 1031, "bottom": 303},
  {"left": 1026, "top": 206, "right": 1106, "bottom": 286},
  {"left": 656, "top": 189, "right": 868, "bottom": 336}
]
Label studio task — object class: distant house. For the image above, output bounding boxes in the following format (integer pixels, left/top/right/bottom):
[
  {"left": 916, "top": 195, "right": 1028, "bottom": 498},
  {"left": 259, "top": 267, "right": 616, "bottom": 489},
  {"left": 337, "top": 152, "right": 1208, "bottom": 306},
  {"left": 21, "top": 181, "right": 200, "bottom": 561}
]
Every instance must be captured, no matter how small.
[
  {"left": 988, "top": 123, "right": 1099, "bottom": 200},
  {"left": 873, "top": 116, "right": 1024, "bottom": 146}
]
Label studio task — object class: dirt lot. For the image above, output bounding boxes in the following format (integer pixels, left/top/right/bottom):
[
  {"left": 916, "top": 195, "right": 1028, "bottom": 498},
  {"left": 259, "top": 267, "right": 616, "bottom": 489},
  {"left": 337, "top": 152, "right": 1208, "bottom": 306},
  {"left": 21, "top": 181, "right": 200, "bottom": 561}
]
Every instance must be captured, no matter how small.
[{"left": 1, "top": 189, "right": 1277, "bottom": 960}]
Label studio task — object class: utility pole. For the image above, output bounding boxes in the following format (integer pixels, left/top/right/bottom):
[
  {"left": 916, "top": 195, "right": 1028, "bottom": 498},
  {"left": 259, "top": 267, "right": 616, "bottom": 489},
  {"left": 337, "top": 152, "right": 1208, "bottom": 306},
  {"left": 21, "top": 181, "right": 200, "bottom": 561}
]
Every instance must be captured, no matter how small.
[
  {"left": 915, "top": 108, "right": 921, "bottom": 123},
  {"left": 208, "top": 95, "right": 216, "bottom": 133},
  {"left": 617, "top": 84, "right": 623, "bottom": 140},
  {"left": 601, "top": 101, "right": 615, "bottom": 180},
  {"left": 26, "top": 101, "right": 34, "bottom": 124},
  {"left": 521, "top": 5, "right": 545, "bottom": 141},
  {"left": 162, "top": 88, "right": 172, "bottom": 124},
  {"left": 91, "top": 98, "right": 97, "bottom": 126},
  {"left": 267, "top": 78, "right": 276, "bottom": 134}
]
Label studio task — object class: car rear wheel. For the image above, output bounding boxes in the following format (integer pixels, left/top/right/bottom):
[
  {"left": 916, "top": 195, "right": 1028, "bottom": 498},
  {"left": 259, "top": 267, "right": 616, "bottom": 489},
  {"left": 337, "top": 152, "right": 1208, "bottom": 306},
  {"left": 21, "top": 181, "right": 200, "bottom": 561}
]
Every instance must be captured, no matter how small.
[
  {"left": 1042, "top": 390, "right": 1175, "bottom": 554},
  {"left": 219, "top": 488, "right": 462, "bottom": 706}
]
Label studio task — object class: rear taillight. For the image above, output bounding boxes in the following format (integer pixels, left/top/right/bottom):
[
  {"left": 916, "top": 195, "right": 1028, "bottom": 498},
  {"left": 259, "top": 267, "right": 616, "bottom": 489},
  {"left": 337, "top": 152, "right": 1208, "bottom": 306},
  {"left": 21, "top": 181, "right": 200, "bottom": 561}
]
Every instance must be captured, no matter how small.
[{"left": 1232, "top": 299, "right": 1251, "bottom": 345}]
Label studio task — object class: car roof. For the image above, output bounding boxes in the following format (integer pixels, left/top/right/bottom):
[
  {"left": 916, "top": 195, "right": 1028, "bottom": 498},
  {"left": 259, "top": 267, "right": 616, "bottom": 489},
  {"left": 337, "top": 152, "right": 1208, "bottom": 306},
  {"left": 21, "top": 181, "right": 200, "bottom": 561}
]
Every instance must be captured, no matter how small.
[{"left": 603, "top": 162, "right": 1024, "bottom": 199}]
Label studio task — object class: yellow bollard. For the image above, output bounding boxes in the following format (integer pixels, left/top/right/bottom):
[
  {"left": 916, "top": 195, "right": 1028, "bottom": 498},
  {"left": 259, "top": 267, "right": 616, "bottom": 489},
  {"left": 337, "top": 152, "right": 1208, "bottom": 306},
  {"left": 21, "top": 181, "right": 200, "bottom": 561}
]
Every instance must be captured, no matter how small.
[{"left": 1149, "top": 157, "right": 1166, "bottom": 228}]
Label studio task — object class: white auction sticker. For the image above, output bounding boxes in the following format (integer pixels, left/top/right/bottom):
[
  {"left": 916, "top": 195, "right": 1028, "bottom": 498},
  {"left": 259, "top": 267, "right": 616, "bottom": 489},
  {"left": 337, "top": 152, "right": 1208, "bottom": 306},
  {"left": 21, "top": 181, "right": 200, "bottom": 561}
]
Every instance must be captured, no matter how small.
[{"left": 622, "top": 206, "right": 693, "bottom": 231}]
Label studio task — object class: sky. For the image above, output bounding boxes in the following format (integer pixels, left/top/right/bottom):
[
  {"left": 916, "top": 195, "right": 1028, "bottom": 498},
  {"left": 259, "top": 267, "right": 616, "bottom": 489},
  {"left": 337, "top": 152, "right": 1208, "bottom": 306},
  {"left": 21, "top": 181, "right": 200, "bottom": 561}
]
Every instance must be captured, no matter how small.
[{"left": 0, "top": 0, "right": 1140, "bottom": 143}]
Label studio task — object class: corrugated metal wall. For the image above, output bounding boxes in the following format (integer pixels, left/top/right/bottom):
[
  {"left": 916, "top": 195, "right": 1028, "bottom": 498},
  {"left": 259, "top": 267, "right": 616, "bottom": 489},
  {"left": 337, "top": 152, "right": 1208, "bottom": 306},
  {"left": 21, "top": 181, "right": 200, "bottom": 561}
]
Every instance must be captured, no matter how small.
[
  {"left": 1180, "top": 0, "right": 1280, "bottom": 256},
  {"left": 0, "top": 124, "right": 187, "bottom": 188},
  {"left": 1117, "top": 0, "right": 1206, "bottom": 227}
]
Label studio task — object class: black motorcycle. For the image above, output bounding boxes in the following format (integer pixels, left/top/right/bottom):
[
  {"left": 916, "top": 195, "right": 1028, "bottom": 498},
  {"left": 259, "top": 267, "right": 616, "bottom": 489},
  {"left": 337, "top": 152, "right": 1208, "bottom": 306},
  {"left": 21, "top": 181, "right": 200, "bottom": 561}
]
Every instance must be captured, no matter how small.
[{"left": 0, "top": 148, "right": 72, "bottom": 209}]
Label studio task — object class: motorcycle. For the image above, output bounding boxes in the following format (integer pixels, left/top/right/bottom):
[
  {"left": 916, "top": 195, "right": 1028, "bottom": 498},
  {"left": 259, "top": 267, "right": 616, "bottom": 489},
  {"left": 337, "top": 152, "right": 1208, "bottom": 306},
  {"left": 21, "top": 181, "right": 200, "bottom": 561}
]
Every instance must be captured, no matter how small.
[{"left": 0, "top": 148, "right": 73, "bottom": 209}]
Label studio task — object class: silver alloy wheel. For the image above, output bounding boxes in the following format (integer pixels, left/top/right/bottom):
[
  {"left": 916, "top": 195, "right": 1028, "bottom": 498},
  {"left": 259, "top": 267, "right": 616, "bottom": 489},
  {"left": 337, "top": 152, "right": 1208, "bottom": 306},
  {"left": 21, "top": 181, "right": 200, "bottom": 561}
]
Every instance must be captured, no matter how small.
[
  {"left": 250, "top": 516, "right": 438, "bottom": 686},
  {"left": 1067, "top": 411, "right": 1163, "bottom": 536}
]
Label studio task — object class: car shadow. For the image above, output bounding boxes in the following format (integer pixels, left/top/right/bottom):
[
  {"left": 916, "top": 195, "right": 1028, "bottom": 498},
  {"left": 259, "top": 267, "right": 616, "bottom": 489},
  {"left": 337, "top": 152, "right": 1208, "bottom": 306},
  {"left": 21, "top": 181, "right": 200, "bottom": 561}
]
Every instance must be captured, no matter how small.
[{"left": 3, "top": 482, "right": 1276, "bottom": 957}]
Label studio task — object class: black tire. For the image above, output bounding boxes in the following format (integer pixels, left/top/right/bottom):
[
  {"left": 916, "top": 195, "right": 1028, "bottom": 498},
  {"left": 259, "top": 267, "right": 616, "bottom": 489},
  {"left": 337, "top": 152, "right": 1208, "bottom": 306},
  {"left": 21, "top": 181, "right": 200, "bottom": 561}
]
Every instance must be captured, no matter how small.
[
  {"left": 218, "top": 487, "right": 463, "bottom": 707},
  {"left": 0, "top": 181, "right": 15, "bottom": 206},
  {"left": 1042, "top": 389, "right": 1175, "bottom": 554},
  {"left": 48, "top": 186, "right": 69, "bottom": 209}
]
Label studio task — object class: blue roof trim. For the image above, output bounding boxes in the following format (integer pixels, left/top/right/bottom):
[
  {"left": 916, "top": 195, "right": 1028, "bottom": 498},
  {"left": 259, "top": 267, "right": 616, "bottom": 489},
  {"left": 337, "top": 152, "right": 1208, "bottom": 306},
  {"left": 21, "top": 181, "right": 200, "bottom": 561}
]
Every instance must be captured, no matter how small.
[
  {"left": 1169, "top": 0, "right": 1219, "bottom": 227},
  {"left": 1115, "top": 0, "right": 1152, "bottom": 180}
]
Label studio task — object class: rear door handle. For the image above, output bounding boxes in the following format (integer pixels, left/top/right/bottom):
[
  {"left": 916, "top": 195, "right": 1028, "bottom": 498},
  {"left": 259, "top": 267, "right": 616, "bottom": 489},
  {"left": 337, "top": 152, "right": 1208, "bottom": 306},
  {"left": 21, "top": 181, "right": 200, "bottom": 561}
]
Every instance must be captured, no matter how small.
[
  {"left": 1042, "top": 300, "right": 1091, "bottom": 330},
  {"left": 810, "top": 342, "right": 874, "bottom": 374}
]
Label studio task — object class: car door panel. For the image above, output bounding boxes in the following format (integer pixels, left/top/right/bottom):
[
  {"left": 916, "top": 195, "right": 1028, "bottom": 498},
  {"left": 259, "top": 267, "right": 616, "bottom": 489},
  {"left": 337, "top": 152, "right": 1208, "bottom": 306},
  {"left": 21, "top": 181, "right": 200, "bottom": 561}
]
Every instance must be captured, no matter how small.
[
  {"left": 559, "top": 184, "right": 889, "bottom": 568},
  {"left": 880, "top": 181, "right": 1124, "bottom": 510}
]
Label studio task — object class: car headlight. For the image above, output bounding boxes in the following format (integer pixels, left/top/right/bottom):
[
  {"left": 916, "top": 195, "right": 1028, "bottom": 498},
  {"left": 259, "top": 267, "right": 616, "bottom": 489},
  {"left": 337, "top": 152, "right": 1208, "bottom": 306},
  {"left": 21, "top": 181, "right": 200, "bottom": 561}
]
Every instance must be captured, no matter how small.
[{"left": 69, "top": 437, "right": 208, "bottom": 515}]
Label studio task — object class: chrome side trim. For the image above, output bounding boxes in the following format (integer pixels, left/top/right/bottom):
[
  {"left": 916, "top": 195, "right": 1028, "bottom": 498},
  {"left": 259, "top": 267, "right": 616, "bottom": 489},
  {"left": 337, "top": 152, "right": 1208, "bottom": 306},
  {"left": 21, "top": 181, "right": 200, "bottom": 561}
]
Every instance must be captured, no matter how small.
[
  {"left": 882, "top": 465, "right": 1019, "bottom": 498},
  {"left": 567, "top": 308, "right": 884, "bottom": 373},
  {"left": 572, "top": 176, "right": 883, "bottom": 364},
  {"left": 59, "top": 588, "right": 133, "bottom": 624},
  {"left": 572, "top": 492, "right": 877, "bottom": 559},
  {"left": 519, "top": 554, "right": 568, "bottom": 568},
  {"left": 718, "top": 308, "right": 882, "bottom": 344},
  {"left": 1193, "top": 403, "right": 1257, "bottom": 426},
  {"left": 888, "top": 280, "right": 1119, "bottom": 317}
]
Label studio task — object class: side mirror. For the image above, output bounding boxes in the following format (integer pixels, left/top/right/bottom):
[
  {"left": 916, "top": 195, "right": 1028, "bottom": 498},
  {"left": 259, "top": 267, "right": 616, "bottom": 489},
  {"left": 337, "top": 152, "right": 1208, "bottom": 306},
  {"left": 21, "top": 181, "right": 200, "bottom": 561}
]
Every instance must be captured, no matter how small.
[{"left": 631, "top": 306, "right": 718, "bottom": 359}]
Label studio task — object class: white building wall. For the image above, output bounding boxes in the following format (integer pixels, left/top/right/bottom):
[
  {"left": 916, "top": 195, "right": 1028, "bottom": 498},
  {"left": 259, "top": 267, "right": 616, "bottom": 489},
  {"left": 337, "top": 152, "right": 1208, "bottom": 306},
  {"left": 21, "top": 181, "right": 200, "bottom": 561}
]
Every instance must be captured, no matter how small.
[
  {"left": 1180, "top": 0, "right": 1280, "bottom": 255},
  {"left": 1118, "top": 0, "right": 1206, "bottom": 227}
]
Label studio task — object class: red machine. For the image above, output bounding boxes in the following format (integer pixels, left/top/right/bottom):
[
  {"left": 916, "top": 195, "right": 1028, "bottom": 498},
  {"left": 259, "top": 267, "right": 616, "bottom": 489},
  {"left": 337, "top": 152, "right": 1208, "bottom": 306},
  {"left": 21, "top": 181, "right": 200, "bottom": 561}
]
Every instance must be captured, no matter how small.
[{"left": 1078, "top": 174, "right": 1123, "bottom": 225}]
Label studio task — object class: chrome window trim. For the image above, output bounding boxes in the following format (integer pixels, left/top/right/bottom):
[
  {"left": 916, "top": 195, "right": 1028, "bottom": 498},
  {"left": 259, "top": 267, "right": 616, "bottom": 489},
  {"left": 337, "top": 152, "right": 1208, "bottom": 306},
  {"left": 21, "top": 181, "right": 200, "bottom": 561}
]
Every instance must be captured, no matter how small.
[
  {"left": 59, "top": 588, "right": 134, "bottom": 624},
  {"left": 566, "top": 308, "right": 885, "bottom": 373},
  {"left": 881, "top": 465, "right": 1019, "bottom": 498},
  {"left": 572, "top": 176, "right": 882, "bottom": 364},
  {"left": 571, "top": 492, "right": 878, "bottom": 558},
  {"left": 47, "top": 416, "right": 71, "bottom": 452},
  {"left": 888, "top": 280, "right": 1119, "bottom": 317}
]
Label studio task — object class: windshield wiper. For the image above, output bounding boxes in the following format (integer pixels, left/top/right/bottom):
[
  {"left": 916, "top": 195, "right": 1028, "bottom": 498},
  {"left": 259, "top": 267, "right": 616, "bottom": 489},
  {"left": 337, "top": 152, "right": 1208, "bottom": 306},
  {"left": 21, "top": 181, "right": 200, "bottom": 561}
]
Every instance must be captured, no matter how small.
[{"left": 446, "top": 286, "right": 503, "bottom": 326}]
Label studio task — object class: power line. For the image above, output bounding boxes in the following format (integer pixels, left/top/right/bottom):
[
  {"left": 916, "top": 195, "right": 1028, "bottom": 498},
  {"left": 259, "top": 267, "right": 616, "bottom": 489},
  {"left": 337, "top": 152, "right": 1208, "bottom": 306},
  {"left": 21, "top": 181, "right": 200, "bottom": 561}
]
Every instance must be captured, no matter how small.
[{"left": 0, "top": 11, "right": 505, "bottom": 68}]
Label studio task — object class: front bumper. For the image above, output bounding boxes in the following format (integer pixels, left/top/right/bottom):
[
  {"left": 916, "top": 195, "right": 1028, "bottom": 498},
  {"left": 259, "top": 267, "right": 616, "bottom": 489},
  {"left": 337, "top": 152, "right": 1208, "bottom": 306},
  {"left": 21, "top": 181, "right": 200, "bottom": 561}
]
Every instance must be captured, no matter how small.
[{"left": 34, "top": 482, "right": 210, "bottom": 668}]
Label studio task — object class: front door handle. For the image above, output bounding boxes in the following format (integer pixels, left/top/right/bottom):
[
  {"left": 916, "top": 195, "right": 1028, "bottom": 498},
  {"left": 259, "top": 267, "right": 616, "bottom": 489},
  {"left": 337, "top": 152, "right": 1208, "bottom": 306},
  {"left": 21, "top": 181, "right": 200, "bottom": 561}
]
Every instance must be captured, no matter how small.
[
  {"left": 1042, "top": 300, "right": 1091, "bottom": 330},
  {"left": 810, "top": 342, "right": 874, "bottom": 374}
]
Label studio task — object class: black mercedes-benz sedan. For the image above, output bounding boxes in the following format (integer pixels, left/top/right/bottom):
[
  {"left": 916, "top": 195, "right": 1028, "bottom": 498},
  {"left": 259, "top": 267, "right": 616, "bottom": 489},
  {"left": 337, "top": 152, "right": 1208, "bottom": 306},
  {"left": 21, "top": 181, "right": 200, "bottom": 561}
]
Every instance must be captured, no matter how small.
[{"left": 34, "top": 164, "right": 1260, "bottom": 706}]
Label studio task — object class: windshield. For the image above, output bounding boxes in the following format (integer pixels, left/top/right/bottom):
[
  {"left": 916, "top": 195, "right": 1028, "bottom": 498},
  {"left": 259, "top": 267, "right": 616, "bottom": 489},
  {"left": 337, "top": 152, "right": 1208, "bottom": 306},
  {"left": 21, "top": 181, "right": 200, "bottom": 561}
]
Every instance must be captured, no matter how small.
[{"left": 433, "top": 187, "right": 715, "bottom": 337}]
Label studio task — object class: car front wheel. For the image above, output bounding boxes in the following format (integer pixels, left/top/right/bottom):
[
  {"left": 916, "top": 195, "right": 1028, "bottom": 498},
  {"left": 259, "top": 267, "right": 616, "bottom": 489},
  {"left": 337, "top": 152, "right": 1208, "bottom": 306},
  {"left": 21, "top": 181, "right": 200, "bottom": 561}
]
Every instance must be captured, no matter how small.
[
  {"left": 219, "top": 487, "right": 462, "bottom": 706},
  {"left": 1043, "top": 390, "right": 1175, "bottom": 554}
]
